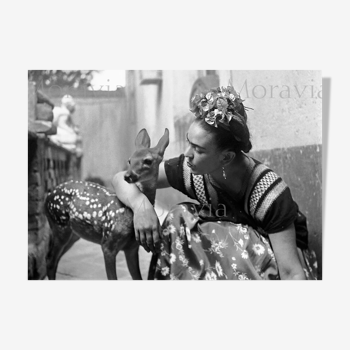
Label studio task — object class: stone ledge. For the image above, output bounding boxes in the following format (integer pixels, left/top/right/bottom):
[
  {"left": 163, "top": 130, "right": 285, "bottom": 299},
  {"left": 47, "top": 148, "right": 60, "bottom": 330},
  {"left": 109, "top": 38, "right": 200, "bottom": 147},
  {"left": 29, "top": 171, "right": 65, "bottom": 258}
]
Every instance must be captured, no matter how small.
[{"left": 28, "top": 120, "right": 57, "bottom": 135}]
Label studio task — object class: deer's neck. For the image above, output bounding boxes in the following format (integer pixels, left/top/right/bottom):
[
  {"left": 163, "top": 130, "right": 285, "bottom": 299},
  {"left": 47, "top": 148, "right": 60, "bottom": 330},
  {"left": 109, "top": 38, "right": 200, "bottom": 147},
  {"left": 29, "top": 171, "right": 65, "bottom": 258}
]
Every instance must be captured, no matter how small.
[{"left": 135, "top": 176, "right": 158, "bottom": 206}]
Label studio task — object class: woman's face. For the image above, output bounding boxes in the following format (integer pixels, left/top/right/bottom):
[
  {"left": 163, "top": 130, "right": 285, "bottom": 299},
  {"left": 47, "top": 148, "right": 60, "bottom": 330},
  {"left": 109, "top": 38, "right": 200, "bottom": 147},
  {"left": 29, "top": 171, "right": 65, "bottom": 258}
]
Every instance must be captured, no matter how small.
[{"left": 184, "top": 121, "right": 223, "bottom": 175}]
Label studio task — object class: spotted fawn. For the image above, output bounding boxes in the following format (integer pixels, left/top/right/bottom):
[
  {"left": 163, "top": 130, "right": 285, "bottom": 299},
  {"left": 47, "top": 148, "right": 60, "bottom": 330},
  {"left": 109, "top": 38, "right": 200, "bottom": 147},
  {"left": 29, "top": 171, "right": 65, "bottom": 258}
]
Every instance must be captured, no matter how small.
[{"left": 45, "top": 129, "right": 169, "bottom": 280}]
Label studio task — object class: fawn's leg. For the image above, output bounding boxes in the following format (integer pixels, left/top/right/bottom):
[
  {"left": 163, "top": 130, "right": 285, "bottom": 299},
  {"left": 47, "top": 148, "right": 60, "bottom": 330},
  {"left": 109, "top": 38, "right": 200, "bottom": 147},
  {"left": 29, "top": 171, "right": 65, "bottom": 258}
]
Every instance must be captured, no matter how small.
[
  {"left": 101, "top": 244, "right": 118, "bottom": 280},
  {"left": 60, "top": 233, "right": 80, "bottom": 258},
  {"left": 147, "top": 253, "right": 158, "bottom": 280},
  {"left": 124, "top": 242, "right": 142, "bottom": 280},
  {"left": 46, "top": 224, "right": 73, "bottom": 280}
]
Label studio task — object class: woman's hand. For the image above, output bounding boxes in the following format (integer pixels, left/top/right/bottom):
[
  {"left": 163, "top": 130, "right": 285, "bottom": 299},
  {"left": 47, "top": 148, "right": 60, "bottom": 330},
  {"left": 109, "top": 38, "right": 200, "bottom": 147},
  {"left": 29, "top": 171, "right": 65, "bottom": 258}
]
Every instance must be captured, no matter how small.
[
  {"left": 269, "top": 223, "right": 306, "bottom": 280},
  {"left": 132, "top": 196, "right": 161, "bottom": 253},
  {"left": 112, "top": 171, "right": 161, "bottom": 253}
]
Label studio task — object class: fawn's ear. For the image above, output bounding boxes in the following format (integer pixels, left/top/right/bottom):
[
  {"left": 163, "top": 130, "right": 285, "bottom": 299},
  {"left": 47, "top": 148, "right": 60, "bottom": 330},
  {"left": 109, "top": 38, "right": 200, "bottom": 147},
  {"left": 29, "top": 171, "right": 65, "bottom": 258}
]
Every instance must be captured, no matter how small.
[
  {"left": 154, "top": 128, "right": 169, "bottom": 157},
  {"left": 135, "top": 129, "right": 151, "bottom": 149}
]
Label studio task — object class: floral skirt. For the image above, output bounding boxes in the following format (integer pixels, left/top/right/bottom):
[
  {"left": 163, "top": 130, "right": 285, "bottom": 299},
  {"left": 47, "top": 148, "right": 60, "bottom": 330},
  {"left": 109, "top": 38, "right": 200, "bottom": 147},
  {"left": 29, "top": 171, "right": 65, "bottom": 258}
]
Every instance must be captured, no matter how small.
[{"left": 154, "top": 203, "right": 318, "bottom": 280}]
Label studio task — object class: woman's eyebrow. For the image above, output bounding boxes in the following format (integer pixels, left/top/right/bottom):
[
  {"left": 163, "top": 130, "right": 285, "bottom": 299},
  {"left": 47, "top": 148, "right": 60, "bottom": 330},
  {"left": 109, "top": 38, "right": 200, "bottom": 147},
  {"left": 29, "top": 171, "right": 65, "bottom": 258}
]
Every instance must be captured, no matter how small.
[{"left": 186, "top": 133, "right": 206, "bottom": 150}]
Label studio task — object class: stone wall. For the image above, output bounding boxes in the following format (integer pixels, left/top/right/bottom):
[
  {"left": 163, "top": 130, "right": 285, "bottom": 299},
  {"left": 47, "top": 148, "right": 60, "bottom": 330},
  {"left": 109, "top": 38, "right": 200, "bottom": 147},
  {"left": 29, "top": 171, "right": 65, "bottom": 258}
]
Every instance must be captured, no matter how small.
[{"left": 28, "top": 82, "right": 81, "bottom": 279}]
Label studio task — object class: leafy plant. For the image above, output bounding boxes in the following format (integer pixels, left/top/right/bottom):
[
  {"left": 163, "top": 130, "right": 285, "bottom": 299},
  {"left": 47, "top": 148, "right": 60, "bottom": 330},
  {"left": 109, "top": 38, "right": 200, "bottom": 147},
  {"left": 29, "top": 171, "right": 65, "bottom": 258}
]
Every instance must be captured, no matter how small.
[{"left": 28, "top": 70, "right": 98, "bottom": 89}]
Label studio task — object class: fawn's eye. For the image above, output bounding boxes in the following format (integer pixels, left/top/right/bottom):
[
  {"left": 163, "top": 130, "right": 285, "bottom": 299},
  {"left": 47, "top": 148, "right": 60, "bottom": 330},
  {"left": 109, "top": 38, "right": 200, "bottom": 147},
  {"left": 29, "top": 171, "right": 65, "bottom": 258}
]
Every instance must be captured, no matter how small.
[
  {"left": 128, "top": 159, "right": 131, "bottom": 164},
  {"left": 143, "top": 158, "right": 153, "bottom": 166}
]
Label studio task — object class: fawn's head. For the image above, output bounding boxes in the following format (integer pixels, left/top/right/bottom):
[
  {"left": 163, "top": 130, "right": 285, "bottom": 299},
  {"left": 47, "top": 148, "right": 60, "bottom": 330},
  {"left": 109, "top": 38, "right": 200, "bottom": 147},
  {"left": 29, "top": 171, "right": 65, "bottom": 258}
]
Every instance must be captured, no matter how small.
[{"left": 124, "top": 128, "right": 169, "bottom": 184}]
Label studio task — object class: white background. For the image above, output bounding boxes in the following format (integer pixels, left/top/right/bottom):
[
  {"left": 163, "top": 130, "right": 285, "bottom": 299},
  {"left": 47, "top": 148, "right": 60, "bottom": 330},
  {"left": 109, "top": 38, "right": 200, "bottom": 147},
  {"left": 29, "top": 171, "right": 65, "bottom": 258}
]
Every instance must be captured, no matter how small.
[{"left": 1, "top": 1, "right": 348, "bottom": 349}]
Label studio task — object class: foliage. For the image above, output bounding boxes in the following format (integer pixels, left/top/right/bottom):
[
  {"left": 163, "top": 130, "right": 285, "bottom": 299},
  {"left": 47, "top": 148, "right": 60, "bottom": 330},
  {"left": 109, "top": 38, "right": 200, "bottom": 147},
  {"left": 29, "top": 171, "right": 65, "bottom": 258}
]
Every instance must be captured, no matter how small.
[{"left": 28, "top": 70, "right": 98, "bottom": 89}]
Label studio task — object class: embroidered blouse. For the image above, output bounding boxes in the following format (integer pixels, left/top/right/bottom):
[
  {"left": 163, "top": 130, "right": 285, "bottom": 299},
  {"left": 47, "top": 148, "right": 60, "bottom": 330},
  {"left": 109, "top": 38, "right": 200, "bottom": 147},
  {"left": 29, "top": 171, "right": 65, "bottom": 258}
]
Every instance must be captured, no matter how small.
[{"left": 164, "top": 154, "right": 308, "bottom": 249}]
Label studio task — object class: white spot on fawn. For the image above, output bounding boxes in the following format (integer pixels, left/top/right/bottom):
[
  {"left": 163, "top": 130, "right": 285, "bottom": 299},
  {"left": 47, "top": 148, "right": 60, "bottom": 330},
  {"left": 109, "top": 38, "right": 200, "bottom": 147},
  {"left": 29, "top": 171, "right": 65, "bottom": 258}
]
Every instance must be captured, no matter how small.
[
  {"left": 98, "top": 211, "right": 102, "bottom": 217},
  {"left": 93, "top": 211, "right": 96, "bottom": 218}
]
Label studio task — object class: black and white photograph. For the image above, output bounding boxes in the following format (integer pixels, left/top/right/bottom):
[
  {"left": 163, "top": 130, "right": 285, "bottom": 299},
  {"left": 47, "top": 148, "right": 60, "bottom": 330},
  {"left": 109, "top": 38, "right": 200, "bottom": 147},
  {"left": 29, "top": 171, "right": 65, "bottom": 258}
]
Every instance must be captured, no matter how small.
[
  {"left": 2, "top": 1, "right": 349, "bottom": 349},
  {"left": 28, "top": 70, "right": 322, "bottom": 281}
]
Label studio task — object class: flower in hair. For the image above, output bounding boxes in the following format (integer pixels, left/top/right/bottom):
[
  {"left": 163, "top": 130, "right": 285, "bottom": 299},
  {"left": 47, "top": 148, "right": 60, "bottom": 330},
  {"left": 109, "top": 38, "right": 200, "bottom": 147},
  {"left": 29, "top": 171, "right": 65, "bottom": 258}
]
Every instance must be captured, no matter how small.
[{"left": 190, "top": 86, "right": 251, "bottom": 131}]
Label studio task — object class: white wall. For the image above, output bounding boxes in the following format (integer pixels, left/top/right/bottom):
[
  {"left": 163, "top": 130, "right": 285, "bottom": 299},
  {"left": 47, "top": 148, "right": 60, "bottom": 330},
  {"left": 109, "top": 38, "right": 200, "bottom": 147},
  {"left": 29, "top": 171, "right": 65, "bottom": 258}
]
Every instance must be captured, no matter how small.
[{"left": 217, "top": 70, "right": 322, "bottom": 151}]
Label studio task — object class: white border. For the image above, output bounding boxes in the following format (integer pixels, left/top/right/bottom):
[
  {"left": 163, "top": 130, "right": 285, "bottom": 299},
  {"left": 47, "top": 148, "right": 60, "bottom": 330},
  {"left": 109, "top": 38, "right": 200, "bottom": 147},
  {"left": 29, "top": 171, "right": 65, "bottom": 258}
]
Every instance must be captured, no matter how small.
[{"left": 2, "top": 1, "right": 349, "bottom": 349}]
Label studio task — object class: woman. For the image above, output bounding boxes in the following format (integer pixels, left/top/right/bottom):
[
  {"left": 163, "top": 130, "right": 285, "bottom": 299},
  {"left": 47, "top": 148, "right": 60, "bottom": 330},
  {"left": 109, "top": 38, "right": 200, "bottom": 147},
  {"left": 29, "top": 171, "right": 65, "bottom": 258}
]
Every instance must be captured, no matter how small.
[{"left": 113, "top": 86, "right": 317, "bottom": 280}]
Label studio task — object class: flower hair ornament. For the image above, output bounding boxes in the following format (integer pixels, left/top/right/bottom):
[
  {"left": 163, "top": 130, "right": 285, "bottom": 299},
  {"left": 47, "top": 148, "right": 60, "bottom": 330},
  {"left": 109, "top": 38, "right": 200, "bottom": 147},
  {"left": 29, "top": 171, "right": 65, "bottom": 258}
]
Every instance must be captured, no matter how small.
[{"left": 190, "top": 86, "right": 253, "bottom": 142}]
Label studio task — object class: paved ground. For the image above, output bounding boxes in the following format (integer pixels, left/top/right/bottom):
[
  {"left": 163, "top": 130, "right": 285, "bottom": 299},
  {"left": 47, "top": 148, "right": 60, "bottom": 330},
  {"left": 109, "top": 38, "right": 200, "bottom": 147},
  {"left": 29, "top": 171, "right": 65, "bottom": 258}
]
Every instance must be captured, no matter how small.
[
  {"left": 56, "top": 239, "right": 152, "bottom": 280},
  {"left": 55, "top": 203, "right": 167, "bottom": 280}
]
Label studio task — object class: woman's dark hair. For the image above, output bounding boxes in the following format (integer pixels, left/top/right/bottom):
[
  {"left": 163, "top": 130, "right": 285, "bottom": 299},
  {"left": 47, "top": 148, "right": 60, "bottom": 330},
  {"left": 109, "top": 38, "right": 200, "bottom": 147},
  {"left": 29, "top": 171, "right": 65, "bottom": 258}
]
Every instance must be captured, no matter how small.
[{"left": 194, "top": 101, "right": 252, "bottom": 154}]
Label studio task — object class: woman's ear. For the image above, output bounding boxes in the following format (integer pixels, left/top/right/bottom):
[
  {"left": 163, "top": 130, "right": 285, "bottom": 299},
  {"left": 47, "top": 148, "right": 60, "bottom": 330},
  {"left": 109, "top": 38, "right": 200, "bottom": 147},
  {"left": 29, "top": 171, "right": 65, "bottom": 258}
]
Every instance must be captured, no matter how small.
[{"left": 221, "top": 150, "right": 236, "bottom": 165}]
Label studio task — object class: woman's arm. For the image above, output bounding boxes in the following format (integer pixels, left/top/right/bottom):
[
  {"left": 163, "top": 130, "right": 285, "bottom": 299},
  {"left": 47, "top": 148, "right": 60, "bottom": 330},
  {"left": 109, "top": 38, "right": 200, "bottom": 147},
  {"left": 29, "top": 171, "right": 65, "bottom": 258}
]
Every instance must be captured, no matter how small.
[
  {"left": 112, "top": 171, "right": 160, "bottom": 253},
  {"left": 112, "top": 162, "right": 170, "bottom": 253},
  {"left": 269, "top": 223, "right": 306, "bottom": 280}
]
